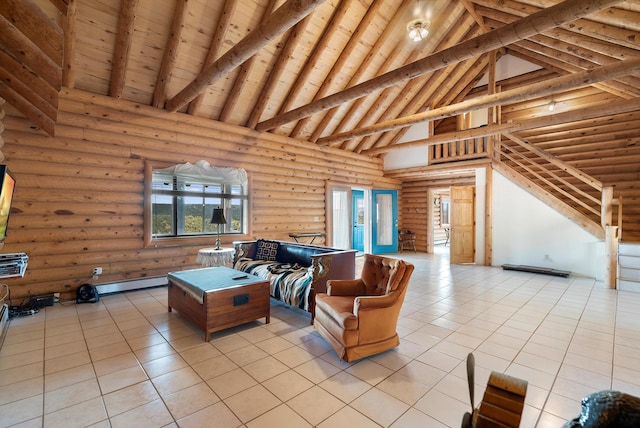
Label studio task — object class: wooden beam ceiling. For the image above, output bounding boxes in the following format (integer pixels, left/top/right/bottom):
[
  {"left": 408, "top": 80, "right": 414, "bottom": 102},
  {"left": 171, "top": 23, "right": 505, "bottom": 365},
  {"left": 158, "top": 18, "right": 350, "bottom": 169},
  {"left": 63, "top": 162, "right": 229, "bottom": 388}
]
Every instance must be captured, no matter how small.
[
  {"left": 165, "top": 0, "right": 325, "bottom": 112},
  {"left": 256, "top": 0, "right": 626, "bottom": 132}
]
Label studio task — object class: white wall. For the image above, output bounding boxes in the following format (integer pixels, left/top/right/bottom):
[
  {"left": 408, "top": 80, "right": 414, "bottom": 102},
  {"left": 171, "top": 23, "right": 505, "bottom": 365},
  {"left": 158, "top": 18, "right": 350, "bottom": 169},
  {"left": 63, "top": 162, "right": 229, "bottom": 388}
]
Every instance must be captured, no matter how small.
[
  {"left": 383, "top": 121, "right": 430, "bottom": 170},
  {"left": 492, "top": 171, "right": 604, "bottom": 279}
]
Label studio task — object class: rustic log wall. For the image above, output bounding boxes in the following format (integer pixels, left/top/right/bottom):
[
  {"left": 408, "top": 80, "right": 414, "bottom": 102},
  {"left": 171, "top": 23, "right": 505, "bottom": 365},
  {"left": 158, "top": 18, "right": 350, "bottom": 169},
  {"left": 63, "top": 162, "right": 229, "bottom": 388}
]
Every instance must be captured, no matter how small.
[{"left": 2, "top": 89, "right": 399, "bottom": 299}]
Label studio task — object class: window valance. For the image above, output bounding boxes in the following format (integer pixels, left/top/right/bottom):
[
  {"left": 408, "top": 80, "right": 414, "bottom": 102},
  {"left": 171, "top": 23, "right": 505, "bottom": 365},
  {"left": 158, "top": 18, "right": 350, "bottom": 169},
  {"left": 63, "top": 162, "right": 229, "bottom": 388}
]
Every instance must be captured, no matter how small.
[{"left": 155, "top": 160, "right": 247, "bottom": 187}]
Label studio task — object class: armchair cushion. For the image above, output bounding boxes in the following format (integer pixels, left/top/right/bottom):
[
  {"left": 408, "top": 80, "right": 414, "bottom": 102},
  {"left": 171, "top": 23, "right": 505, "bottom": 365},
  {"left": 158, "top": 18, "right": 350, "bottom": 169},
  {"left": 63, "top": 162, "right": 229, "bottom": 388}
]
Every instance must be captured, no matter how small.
[{"left": 361, "top": 255, "right": 407, "bottom": 295}]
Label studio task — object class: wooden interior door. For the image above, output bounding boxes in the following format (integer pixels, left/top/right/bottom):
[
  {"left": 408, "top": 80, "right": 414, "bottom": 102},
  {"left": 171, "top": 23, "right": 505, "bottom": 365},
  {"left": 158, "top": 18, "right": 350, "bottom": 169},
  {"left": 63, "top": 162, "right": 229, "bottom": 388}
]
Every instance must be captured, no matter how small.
[{"left": 450, "top": 186, "right": 475, "bottom": 264}]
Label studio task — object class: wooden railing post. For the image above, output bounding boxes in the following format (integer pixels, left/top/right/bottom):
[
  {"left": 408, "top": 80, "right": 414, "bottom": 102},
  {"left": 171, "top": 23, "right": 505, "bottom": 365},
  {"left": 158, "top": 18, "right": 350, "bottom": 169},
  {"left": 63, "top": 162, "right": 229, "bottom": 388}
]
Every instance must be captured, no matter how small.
[
  {"left": 601, "top": 186, "right": 613, "bottom": 228},
  {"left": 602, "top": 187, "right": 617, "bottom": 288},
  {"left": 605, "top": 225, "right": 618, "bottom": 289}
]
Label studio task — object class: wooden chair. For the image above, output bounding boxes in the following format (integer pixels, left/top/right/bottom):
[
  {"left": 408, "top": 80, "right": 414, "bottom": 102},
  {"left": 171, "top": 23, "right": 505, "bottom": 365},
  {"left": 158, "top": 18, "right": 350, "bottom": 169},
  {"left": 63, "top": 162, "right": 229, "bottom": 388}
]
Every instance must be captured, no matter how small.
[
  {"left": 398, "top": 229, "right": 416, "bottom": 252},
  {"left": 462, "top": 353, "right": 528, "bottom": 428},
  {"left": 313, "top": 254, "right": 414, "bottom": 362}
]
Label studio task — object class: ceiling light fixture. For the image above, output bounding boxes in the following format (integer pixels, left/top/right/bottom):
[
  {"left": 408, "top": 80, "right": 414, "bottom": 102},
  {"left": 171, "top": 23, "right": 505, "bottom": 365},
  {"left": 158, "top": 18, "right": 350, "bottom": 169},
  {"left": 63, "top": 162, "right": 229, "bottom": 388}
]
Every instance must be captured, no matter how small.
[
  {"left": 548, "top": 101, "right": 556, "bottom": 111},
  {"left": 407, "top": 19, "right": 429, "bottom": 42}
]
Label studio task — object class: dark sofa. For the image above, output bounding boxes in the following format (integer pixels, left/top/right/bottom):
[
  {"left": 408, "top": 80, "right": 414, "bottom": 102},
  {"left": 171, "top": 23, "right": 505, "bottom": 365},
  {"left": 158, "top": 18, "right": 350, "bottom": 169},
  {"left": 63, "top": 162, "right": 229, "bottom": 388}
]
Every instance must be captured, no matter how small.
[{"left": 233, "top": 239, "right": 356, "bottom": 319}]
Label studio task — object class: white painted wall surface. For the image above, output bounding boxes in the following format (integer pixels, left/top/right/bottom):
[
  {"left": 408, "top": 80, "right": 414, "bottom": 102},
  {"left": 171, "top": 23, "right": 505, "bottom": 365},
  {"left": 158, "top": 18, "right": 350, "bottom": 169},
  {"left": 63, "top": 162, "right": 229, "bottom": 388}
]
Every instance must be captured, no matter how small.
[
  {"left": 383, "top": 121, "right": 430, "bottom": 170},
  {"left": 492, "top": 171, "right": 604, "bottom": 279}
]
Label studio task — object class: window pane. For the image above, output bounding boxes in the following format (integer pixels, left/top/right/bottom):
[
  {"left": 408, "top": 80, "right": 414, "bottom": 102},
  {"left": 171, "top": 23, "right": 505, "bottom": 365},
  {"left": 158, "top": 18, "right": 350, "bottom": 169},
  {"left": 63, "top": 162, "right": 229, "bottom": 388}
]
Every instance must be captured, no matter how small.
[
  {"left": 205, "top": 184, "right": 223, "bottom": 194},
  {"left": 230, "top": 200, "right": 242, "bottom": 232},
  {"left": 152, "top": 194, "right": 173, "bottom": 236},
  {"left": 376, "top": 194, "right": 392, "bottom": 246},
  {"left": 182, "top": 196, "right": 204, "bottom": 234},
  {"left": 150, "top": 167, "right": 247, "bottom": 239}
]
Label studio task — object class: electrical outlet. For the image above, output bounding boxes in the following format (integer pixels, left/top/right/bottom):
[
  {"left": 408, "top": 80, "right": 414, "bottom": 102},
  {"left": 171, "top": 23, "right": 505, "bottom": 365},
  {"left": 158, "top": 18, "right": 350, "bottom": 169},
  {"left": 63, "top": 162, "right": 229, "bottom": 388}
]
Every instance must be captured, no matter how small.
[{"left": 93, "top": 267, "right": 102, "bottom": 275}]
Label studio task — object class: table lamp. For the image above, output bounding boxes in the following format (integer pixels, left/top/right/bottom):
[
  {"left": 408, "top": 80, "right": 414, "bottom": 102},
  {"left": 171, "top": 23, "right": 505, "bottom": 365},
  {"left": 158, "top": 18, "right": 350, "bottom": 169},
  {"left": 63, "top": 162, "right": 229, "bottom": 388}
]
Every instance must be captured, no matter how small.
[{"left": 210, "top": 208, "right": 227, "bottom": 250}]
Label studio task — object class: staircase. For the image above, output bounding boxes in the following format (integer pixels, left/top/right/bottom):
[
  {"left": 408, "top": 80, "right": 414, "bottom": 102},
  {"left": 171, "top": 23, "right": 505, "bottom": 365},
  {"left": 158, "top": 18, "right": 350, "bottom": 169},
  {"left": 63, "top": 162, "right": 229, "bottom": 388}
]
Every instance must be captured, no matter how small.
[
  {"left": 428, "top": 128, "right": 638, "bottom": 289},
  {"left": 619, "top": 243, "right": 640, "bottom": 292}
]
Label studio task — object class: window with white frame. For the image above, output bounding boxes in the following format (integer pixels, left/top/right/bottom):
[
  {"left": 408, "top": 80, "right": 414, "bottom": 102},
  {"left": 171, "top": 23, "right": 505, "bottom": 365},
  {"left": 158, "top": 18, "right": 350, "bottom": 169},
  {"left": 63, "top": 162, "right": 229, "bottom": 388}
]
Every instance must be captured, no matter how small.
[{"left": 149, "top": 161, "right": 248, "bottom": 239}]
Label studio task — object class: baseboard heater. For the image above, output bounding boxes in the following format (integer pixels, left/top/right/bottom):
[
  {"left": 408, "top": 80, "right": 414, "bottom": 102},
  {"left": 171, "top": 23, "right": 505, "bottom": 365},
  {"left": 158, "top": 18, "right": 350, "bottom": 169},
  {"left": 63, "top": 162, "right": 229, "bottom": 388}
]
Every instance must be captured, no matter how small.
[
  {"left": 95, "top": 275, "right": 168, "bottom": 295},
  {"left": 501, "top": 264, "right": 571, "bottom": 278}
]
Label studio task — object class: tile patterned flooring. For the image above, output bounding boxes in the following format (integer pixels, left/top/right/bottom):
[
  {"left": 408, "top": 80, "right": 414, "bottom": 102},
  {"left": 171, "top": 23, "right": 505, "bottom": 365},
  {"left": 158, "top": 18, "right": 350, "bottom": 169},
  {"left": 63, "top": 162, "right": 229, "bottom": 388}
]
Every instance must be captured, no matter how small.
[{"left": 2, "top": 249, "right": 640, "bottom": 427}]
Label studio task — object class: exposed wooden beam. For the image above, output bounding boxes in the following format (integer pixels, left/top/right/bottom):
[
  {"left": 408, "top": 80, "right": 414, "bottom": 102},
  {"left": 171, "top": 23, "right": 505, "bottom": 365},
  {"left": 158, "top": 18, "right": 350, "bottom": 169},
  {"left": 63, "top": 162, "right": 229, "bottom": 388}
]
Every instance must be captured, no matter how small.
[
  {"left": 188, "top": 0, "right": 239, "bottom": 115},
  {"left": 0, "top": 65, "right": 57, "bottom": 121},
  {"left": 109, "top": 0, "right": 139, "bottom": 98},
  {"left": 289, "top": 0, "right": 386, "bottom": 138},
  {"left": 319, "top": 57, "right": 640, "bottom": 146},
  {"left": 0, "top": 81, "right": 55, "bottom": 136},
  {"left": 62, "top": 0, "right": 77, "bottom": 88},
  {"left": 48, "top": 0, "right": 68, "bottom": 15},
  {"left": 363, "top": 95, "right": 640, "bottom": 156},
  {"left": 364, "top": 50, "right": 490, "bottom": 153},
  {"left": 0, "top": 14, "right": 61, "bottom": 91},
  {"left": 165, "top": 0, "right": 325, "bottom": 113},
  {"left": 278, "top": 0, "right": 356, "bottom": 117},
  {"left": 0, "top": 49, "right": 58, "bottom": 109},
  {"left": 308, "top": 0, "right": 414, "bottom": 141},
  {"left": 0, "top": 0, "right": 63, "bottom": 65},
  {"left": 256, "top": 0, "right": 626, "bottom": 132},
  {"left": 473, "top": 0, "right": 640, "bottom": 50},
  {"left": 355, "top": 18, "right": 481, "bottom": 152},
  {"left": 460, "top": 0, "right": 490, "bottom": 32},
  {"left": 219, "top": 0, "right": 279, "bottom": 124},
  {"left": 245, "top": 14, "right": 313, "bottom": 128},
  {"left": 152, "top": 0, "right": 189, "bottom": 108},
  {"left": 340, "top": 4, "right": 473, "bottom": 152},
  {"left": 478, "top": 8, "right": 640, "bottom": 98}
]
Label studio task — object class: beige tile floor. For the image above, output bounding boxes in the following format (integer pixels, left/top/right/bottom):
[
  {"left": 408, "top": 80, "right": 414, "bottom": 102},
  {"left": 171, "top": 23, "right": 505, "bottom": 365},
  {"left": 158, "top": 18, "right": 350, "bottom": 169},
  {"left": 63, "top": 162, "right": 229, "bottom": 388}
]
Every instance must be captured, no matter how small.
[{"left": 2, "top": 248, "right": 640, "bottom": 427}]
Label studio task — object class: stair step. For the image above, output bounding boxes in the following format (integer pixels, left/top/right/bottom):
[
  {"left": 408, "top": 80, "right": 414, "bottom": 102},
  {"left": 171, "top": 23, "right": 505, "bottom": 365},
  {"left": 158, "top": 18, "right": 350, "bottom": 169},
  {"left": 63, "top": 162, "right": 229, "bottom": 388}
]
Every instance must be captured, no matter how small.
[
  {"left": 620, "top": 268, "right": 640, "bottom": 281},
  {"left": 618, "top": 279, "right": 640, "bottom": 293},
  {"left": 619, "top": 243, "right": 640, "bottom": 257},
  {"left": 619, "top": 255, "right": 640, "bottom": 269}
]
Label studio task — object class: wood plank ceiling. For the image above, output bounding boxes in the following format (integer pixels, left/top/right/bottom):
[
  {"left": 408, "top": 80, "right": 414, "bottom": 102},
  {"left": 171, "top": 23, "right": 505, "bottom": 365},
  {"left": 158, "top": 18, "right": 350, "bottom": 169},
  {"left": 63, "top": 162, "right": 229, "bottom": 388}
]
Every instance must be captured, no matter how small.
[{"left": 4, "top": 0, "right": 640, "bottom": 157}]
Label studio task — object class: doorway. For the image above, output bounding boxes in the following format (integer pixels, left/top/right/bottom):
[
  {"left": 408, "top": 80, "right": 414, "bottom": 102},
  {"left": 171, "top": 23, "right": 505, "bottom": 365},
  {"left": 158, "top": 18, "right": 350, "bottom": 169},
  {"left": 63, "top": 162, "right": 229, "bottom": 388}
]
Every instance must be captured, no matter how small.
[
  {"left": 352, "top": 190, "right": 365, "bottom": 252},
  {"left": 327, "top": 183, "right": 398, "bottom": 254},
  {"left": 430, "top": 186, "right": 476, "bottom": 264}
]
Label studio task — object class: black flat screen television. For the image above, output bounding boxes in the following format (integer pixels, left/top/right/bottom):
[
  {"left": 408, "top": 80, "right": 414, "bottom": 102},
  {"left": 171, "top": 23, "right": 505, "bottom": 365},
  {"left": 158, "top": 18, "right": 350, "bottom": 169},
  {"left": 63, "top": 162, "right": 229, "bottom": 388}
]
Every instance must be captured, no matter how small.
[{"left": 0, "top": 166, "right": 16, "bottom": 242}]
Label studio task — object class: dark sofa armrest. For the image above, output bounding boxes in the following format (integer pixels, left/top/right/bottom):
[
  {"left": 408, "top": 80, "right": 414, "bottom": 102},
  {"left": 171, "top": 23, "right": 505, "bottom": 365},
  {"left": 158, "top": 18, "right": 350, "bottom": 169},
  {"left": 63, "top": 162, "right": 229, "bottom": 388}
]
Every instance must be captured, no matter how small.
[
  {"left": 309, "top": 250, "right": 357, "bottom": 295},
  {"left": 233, "top": 240, "right": 257, "bottom": 264}
]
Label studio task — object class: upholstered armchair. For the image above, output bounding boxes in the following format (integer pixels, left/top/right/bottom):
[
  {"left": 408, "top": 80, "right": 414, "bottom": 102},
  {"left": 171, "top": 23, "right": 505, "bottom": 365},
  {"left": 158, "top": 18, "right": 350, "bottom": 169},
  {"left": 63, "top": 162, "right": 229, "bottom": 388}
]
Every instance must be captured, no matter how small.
[{"left": 313, "top": 254, "right": 414, "bottom": 362}]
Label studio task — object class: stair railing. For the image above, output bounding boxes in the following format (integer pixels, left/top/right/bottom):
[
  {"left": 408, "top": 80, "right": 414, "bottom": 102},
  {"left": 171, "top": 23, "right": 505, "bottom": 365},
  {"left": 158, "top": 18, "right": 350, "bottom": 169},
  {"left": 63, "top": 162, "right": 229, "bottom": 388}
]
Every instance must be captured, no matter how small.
[{"left": 494, "top": 133, "right": 622, "bottom": 288}]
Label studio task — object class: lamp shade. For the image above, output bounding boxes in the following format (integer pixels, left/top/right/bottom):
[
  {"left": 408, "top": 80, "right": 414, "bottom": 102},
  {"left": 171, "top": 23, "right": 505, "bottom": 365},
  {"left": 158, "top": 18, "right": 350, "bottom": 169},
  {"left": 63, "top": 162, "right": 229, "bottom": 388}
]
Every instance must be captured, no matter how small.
[{"left": 210, "top": 208, "right": 226, "bottom": 225}]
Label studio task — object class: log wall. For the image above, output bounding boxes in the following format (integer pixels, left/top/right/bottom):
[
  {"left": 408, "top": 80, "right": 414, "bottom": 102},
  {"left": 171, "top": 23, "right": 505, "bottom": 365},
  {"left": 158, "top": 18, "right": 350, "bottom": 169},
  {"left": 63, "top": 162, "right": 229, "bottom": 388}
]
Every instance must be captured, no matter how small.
[{"left": 2, "top": 88, "right": 399, "bottom": 299}]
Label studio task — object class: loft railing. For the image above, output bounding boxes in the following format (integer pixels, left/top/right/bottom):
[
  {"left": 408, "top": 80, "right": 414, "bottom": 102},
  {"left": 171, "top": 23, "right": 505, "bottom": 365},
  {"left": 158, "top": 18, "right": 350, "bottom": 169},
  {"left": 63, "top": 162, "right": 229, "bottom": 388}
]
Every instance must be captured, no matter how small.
[{"left": 429, "top": 135, "right": 488, "bottom": 164}]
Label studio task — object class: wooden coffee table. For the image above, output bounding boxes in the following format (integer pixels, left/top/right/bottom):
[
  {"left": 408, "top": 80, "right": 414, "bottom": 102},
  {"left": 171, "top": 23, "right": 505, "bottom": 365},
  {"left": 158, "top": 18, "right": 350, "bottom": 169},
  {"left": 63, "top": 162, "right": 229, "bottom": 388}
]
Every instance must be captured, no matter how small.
[{"left": 167, "top": 267, "right": 270, "bottom": 341}]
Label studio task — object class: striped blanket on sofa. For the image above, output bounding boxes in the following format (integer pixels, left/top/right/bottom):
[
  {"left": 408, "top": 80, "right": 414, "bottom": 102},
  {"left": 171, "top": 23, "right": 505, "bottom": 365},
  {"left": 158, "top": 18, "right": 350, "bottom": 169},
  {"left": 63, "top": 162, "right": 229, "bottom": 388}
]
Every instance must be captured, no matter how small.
[{"left": 233, "top": 258, "right": 313, "bottom": 311}]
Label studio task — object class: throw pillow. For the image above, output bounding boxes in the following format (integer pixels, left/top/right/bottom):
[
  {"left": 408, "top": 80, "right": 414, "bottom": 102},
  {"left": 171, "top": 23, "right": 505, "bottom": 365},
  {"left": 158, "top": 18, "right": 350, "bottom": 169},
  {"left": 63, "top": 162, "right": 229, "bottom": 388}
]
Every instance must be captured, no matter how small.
[{"left": 255, "top": 239, "right": 279, "bottom": 261}]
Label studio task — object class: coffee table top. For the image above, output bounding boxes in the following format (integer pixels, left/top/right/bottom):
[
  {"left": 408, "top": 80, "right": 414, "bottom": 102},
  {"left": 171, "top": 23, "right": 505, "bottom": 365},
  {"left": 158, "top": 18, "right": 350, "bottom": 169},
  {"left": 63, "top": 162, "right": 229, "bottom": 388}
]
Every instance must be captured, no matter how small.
[{"left": 168, "top": 267, "right": 266, "bottom": 302}]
